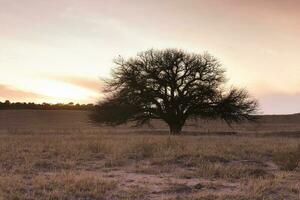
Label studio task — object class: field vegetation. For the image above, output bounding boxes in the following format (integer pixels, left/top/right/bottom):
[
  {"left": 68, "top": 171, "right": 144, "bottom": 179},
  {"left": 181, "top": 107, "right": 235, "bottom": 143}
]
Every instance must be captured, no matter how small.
[{"left": 0, "top": 130, "right": 299, "bottom": 199}]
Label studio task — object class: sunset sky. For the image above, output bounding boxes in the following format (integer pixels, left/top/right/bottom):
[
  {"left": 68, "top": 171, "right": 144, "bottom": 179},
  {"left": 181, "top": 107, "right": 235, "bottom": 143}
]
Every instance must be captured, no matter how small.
[{"left": 0, "top": 0, "right": 300, "bottom": 114}]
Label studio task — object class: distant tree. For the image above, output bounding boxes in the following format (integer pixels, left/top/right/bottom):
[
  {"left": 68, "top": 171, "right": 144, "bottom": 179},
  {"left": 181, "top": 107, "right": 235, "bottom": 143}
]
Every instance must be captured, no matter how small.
[
  {"left": 0, "top": 101, "right": 96, "bottom": 110},
  {"left": 4, "top": 100, "right": 10, "bottom": 105},
  {"left": 91, "top": 49, "right": 258, "bottom": 134}
]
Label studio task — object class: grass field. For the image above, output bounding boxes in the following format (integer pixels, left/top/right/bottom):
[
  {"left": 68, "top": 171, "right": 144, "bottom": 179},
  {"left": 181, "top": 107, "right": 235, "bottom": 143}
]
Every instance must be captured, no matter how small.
[
  {"left": 0, "top": 110, "right": 299, "bottom": 199},
  {"left": 1, "top": 110, "right": 300, "bottom": 134}
]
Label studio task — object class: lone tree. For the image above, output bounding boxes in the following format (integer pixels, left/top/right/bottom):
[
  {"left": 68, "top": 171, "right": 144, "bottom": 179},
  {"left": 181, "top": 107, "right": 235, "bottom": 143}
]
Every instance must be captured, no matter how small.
[{"left": 91, "top": 49, "right": 258, "bottom": 134}]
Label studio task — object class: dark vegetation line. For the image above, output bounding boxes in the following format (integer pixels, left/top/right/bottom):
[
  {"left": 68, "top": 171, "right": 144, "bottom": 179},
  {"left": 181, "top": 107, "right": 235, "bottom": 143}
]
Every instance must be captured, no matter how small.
[
  {"left": 0, "top": 100, "right": 96, "bottom": 110},
  {"left": 0, "top": 100, "right": 298, "bottom": 120}
]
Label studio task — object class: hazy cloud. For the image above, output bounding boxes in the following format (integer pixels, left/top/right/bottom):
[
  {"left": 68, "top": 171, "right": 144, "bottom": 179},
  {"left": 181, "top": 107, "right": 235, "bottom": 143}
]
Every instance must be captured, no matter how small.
[
  {"left": 49, "top": 76, "right": 103, "bottom": 92},
  {"left": 0, "top": 84, "right": 47, "bottom": 102},
  {"left": 260, "top": 93, "right": 300, "bottom": 114}
]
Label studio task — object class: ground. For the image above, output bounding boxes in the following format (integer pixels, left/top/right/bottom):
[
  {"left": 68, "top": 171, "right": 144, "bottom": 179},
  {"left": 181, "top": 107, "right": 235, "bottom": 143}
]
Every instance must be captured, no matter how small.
[
  {"left": 0, "top": 133, "right": 299, "bottom": 200},
  {"left": 0, "top": 110, "right": 299, "bottom": 199}
]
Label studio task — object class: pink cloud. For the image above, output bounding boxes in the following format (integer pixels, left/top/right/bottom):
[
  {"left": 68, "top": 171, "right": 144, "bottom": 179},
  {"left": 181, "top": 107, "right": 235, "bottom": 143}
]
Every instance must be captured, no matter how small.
[
  {"left": 0, "top": 84, "right": 46, "bottom": 102},
  {"left": 259, "top": 93, "right": 300, "bottom": 114},
  {"left": 47, "top": 76, "right": 103, "bottom": 92}
]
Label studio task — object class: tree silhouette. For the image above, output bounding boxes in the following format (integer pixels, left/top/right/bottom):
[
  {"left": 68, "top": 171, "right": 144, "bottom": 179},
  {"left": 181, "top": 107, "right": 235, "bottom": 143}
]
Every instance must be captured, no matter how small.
[{"left": 91, "top": 49, "right": 258, "bottom": 134}]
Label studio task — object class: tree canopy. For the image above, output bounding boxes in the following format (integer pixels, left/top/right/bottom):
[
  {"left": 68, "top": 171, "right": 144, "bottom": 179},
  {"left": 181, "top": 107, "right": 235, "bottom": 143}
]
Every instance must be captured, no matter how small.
[{"left": 91, "top": 49, "right": 258, "bottom": 134}]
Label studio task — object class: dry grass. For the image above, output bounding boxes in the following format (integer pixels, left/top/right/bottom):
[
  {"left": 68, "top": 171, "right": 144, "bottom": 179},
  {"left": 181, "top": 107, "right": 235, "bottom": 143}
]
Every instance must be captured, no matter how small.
[
  {"left": 1, "top": 110, "right": 300, "bottom": 134},
  {"left": 0, "top": 132, "right": 299, "bottom": 199},
  {"left": 272, "top": 145, "right": 300, "bottom": 171},
  {"left": 0, "top": 172, "right": 116, "bottom": 200}
]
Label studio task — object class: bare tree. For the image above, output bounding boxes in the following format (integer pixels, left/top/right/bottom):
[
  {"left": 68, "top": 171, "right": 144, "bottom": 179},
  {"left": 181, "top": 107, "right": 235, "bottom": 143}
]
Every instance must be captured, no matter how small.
[{"left": 91, "top": 49, "right": 258, "bottom": 134}]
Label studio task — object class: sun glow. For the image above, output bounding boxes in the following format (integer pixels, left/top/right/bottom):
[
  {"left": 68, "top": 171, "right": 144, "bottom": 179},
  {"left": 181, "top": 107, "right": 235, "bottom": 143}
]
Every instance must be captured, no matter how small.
[{"left": 28, "top": 79, "right": 98, "bottom": 103}]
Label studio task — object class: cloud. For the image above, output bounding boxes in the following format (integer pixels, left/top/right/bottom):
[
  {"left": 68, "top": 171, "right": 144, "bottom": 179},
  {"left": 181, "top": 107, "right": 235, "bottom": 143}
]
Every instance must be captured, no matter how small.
[
  {"left": 47, "top": 76, "right": 103, "bottom": 92},
  {"left": 259, "top": 93, "right": 300, "bottom": 115},
  {"left": 0, "top": 84, "right": 47, "bottom": 102}
]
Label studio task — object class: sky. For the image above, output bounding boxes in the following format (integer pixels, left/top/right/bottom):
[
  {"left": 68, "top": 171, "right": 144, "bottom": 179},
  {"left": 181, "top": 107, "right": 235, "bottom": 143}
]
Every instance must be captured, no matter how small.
[{"left": 0, "top": 0, "right": 300, "bottom": 114}]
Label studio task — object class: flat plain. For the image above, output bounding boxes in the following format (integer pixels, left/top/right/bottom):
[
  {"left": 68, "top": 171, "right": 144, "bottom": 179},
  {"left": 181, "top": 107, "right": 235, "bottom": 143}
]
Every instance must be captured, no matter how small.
[{"left": 0, "top": 110, "right": 299, "bottom": 200}]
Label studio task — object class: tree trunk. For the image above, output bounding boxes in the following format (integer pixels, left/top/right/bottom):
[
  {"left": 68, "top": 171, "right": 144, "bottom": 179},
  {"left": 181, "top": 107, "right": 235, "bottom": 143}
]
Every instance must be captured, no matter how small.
[{"left": 168, "top": 122, "right": 183, "bottom": 135}]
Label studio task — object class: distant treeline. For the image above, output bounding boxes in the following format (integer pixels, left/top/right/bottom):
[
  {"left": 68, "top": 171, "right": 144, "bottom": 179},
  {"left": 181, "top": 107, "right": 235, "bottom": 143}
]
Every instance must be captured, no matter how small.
[{"left": 0, "top": 100, "right": 96, "bottom": 110}]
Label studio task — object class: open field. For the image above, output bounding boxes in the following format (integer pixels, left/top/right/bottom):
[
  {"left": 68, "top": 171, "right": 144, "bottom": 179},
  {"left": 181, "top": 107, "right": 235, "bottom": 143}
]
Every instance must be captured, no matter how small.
[
  {"left": 0, "top": 110, "right": 299, "bottom": 199},
  {"left": 1, "top": 110, "right": 300, "bottom": 134},
  {"left": 0, "top": 133, "right": 299, "bottom": 200}
]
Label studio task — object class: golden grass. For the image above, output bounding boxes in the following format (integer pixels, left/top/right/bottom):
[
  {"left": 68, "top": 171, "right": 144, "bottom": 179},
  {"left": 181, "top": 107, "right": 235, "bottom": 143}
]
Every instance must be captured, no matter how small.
[
  {"left": 0, "top": 172, "right": 117, "bottom": 200},
  {"left": 0, "top": 132, "right": 299, "bottom": 199}
]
